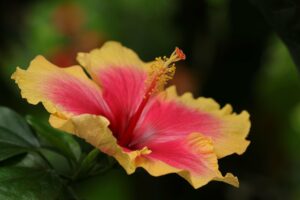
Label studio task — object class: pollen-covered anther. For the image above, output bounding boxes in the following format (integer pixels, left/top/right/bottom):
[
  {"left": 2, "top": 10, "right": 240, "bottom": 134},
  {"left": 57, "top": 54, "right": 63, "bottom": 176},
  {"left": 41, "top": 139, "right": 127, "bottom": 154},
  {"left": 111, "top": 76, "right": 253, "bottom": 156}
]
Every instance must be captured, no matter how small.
[{"left": 147, "top": 47, "right": 185, "bottom": 94}]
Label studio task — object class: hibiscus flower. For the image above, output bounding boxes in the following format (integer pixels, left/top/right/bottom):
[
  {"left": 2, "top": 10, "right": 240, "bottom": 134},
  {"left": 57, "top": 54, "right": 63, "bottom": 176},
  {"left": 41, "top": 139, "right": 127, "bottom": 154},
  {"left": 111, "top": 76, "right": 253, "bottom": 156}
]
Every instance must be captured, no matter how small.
[{"left": 12, "top": 41, "right": 250, "bottom": 188}]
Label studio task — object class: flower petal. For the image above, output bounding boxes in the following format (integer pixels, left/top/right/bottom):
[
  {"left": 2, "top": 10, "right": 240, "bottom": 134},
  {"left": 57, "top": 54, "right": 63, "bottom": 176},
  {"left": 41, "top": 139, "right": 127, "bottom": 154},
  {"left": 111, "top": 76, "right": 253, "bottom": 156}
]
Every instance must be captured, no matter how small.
[
  {"left": 164, "top": 86, "right": 251, "bottom": 158},
  {"left": 51, "top": 114, "right": 150, "bottom": 174},
  {"left": 130, "top": 86, "right": 250, "bottom": 159},
  {"left": 52, "top": 114, "right": 237, "bottom": 189},
  {"left": 137, "top": 133, "right": 238, "bottom": 188},
  {"left": 99, "top": 67, "right": 147, "bottom": 138},
  {"left": 77, "top": 41, "right": 147, "bottom": 82},
  {"left": 77, "top": 42, "right": 149, "bottom": 138},
  {"left": 11, "top": 56, "right": 109, "bottom": 117}
]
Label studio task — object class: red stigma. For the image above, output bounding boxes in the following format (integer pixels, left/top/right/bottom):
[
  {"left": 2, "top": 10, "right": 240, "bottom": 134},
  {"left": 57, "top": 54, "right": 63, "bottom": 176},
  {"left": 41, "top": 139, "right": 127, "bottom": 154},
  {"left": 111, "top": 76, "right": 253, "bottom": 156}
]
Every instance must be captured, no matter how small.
[{"left": 175, "top": 47, "right": 186, "bottom": 60}]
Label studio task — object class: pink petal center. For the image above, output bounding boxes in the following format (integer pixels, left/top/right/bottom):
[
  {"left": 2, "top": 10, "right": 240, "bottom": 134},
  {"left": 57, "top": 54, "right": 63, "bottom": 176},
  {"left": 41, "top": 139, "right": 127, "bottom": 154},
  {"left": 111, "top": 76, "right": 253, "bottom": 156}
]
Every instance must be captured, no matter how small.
[
  {"left": 129, "top": 98, "right": 220, "bottom": 150},
  {"left": 47, "top": 74, "right": 111, "bottom": 116},
  {"left": 96, "top": 66, "right": 147, "bottom": 143}
]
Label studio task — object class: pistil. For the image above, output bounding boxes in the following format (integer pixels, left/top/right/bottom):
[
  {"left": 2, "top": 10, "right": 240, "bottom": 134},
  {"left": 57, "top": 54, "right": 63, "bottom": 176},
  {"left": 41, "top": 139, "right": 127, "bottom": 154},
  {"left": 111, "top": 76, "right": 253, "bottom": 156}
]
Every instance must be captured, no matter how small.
[{"left": 118, "top": 48, "right": 186, "bottom": 147}]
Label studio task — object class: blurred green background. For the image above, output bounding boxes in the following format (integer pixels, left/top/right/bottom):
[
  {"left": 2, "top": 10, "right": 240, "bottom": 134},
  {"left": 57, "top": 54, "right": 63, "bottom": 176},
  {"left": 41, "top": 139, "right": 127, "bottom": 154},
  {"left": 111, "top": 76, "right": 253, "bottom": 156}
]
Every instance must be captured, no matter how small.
[{"left": 0, "top": 0, "right": 300, "bottom": 199}]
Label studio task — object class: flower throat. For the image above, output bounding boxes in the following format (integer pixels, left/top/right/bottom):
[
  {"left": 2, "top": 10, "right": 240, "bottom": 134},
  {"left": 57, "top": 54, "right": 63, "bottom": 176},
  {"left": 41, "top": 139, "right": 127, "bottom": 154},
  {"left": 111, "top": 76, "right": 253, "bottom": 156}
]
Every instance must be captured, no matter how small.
[{"left": 119, "top": 48, "right": 186, "bottom": 147}]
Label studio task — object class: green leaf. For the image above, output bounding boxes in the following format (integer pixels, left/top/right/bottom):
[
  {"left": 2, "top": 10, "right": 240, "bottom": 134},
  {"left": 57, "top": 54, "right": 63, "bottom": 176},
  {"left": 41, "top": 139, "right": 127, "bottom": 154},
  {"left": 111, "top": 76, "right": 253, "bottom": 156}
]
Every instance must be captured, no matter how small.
[
  {"left": 26, "top": 116, "right": 81, "bottom": 163},
  {"left": 39, "top": 148, "right": 72, "bottom": 176},
  {"left": 0, "top": 107, "right": 39, "bottom": 147},
  {"left": 74, "top": 149, "right": 100, "bottom": 179},
  {"left": 0, "top": 143, "right": 28, "bottom": 162},
  {"left": 0, "top": 109, "right": 39, "bottom": 161},
  {"left": 0, "top": 167, "right": 65, "bottom": 200},
  {"left": 16, "top": 153, "right": 47, "bottom": 169},
  {"left": 0, "top": 127, "right": 33, "bottom": 147}
]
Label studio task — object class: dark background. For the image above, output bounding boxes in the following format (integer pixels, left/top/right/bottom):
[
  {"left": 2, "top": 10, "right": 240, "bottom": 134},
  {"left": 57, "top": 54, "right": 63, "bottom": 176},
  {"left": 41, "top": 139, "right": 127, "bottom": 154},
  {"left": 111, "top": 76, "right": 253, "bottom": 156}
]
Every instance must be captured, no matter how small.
[{"left": 0, "top": 0, "right": 300, "bottom": 199}]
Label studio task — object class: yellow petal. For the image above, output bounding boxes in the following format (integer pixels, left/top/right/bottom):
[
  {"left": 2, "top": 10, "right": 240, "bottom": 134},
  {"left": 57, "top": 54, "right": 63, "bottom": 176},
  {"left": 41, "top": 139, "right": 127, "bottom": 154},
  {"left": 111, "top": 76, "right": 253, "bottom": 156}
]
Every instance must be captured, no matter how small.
[
  {"left": 162, "top": 86, "right": 251, "bottom": 158},
  {"left": 50, "top": 114, "right": 150, "bottom": 174},
  {"left": 77, "top": 41, "right": 147, "bottom": 81},
  {"left": 51, "top": 113, "right": 238, "bottom": 189},
  {"left": 137, "top": 132, "right": 238, "bottom": 189},
  {"left": 11, "top": 56, "right": 104, "bottom": 117}
]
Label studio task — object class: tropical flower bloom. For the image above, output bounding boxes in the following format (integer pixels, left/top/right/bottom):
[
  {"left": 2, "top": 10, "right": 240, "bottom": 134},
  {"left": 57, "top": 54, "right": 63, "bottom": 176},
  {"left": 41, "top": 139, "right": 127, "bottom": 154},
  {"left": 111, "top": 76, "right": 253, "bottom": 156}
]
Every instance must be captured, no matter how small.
[{"left": 12, "top": 41, "right": 250, "bottom": 188}]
